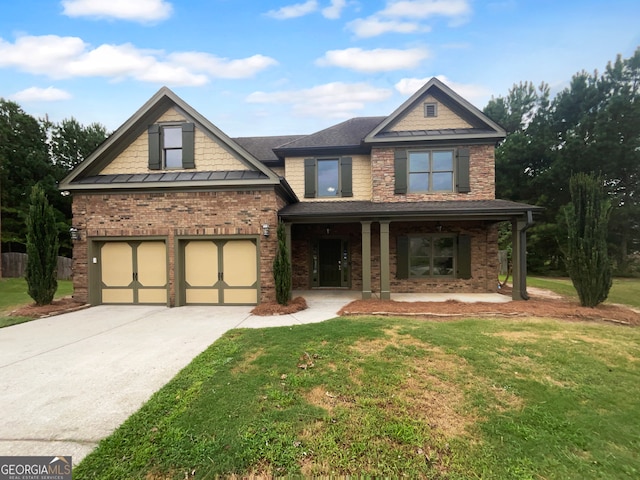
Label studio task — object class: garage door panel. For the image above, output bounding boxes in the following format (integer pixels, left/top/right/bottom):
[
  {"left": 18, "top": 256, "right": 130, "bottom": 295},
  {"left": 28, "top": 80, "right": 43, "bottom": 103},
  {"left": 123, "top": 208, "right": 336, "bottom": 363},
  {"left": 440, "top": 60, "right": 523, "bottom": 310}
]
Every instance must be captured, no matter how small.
[
  {"left": 137, "top": 242, "right": 167, "bottom": 287},
  {"left": 101, "top": 243, "right": 133, "bottom": 287},
  {"left": 102, "top": 289, "right": 134, "bottom": 303},
  {"left": 223, "top": 240, "right": 257, "bottom": 287},
  {"left": 186, "top": 288, "right": 219, "bottom": 304},
  {"left": 224, "top": 289, "right": 258, "bottom": 304},
  {"left": 138, "top": 288, "right": 168, "bottom": 304},
  {"left": 185, "top": 241, "right": 218, "bottom": 286}
]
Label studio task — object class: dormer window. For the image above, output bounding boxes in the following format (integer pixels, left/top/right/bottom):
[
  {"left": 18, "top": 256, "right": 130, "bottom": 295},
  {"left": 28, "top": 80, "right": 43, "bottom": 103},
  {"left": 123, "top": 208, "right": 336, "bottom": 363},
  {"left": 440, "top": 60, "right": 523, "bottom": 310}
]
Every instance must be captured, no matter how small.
[
  {"left": 148, "top": 122, "right": 195, "bottom": 170},
  {"left": 424, "top": 102, "right": 437, "bottom": 118}
]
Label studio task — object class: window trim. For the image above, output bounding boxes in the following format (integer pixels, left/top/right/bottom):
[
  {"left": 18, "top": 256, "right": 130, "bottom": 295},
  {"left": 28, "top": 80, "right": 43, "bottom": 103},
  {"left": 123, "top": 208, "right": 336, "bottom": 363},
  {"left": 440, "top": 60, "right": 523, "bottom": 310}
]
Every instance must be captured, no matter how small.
[
  {"left": 407, "top": 149, "right": 455, "bottom": 193},
  {"left": 407, "top": 234, "right": 456, "bottom": 279}
]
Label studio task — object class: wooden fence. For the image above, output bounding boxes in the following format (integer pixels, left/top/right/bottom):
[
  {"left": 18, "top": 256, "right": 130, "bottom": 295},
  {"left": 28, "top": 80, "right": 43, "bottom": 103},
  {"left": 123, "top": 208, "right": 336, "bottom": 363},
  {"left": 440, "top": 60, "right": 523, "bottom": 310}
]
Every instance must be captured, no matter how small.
[{"left": 1, "top": 253, "right": 72, "bottom": 280}]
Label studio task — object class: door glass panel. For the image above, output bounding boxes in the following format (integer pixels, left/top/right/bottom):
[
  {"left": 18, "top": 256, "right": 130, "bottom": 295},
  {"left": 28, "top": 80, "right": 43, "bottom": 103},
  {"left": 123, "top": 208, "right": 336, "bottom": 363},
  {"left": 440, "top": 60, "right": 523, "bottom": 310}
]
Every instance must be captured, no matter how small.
[{"left": 319, "top": 239, "right": 341, "bottom": 287}]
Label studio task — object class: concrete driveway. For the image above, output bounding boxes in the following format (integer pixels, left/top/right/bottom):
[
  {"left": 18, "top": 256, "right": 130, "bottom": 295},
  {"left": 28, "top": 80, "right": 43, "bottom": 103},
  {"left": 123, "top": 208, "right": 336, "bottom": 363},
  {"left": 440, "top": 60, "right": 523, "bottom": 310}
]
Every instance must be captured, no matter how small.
[{"left": 0, "top": 292, "right": 355, "bottom": 463}]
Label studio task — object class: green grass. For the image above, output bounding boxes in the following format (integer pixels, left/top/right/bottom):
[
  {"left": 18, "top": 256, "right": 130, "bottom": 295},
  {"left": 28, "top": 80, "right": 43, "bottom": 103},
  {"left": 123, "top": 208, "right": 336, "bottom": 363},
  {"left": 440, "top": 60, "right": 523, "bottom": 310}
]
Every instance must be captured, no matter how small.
[
  {"left": 503, "top": 276, "right": 640, "bottom": 308},
  {"left": 0, "top": 277, "right": 73, "bottom": 327},
  {"left": 75, "top": 317, "right": 640, "bottom": 479}
]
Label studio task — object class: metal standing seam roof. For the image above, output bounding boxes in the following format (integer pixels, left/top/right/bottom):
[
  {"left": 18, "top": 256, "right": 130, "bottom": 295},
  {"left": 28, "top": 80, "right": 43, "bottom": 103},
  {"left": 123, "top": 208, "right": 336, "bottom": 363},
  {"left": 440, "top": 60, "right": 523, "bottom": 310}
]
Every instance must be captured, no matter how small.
[{"left": 77, "top": 170, "right": 269, "bottom": 185}]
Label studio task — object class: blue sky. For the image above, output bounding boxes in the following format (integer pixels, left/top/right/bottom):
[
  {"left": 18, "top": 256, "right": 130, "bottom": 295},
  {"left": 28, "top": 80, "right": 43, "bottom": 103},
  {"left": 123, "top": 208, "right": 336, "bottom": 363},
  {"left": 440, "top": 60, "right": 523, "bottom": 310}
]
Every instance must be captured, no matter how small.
[{"left": 1, "top": 0, "right": 638, "bottom": 137}]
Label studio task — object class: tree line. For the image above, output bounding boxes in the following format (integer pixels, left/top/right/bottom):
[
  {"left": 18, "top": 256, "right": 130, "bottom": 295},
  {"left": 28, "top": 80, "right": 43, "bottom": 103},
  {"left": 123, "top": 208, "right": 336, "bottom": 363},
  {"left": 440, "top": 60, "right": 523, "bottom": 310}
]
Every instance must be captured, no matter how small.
[
  {"left": 484, "top": 48, "right": 640, "bottom": 276},
  {"left": 0, "top": 101, "right": 109, "bottom": 256}
]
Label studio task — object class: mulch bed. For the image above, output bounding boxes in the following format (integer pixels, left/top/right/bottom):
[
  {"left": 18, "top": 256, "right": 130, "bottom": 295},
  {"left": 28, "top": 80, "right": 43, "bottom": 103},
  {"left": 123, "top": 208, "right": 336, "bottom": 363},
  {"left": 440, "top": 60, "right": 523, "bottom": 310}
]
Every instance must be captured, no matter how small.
[
  {"left": 10, "top": 297, "right": 89, "bottom": 318},
  {"left": 250, "top": 296, "right": 308, "bottom": 316}
]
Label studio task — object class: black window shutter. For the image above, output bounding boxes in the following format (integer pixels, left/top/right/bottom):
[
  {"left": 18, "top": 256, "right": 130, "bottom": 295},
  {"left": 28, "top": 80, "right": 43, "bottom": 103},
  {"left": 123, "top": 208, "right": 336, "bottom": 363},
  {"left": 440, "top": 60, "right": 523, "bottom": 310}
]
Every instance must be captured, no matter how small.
[
  {"left": 148, "top": 125, "right": 161, "bottom": 170},
  {"left": 182, "top": 123, "right": 195, "bottom": 169},
  {"left": 341, "top": 156, "right": 353, "bottom": 197},
  {"left": 304, "top": 158, "right": 316, "bottom": 198},
  {"left": 456, "top": 148, "right": 470, "bottom": 193},
  {"left": 457, "top": 235, "right": 472, "bottom": 279},
  {"left": 396, "top": 236, "right": 409, "bottom": 279},
  {"left": 394, "top": 149, "right": 408, "bottom": 194}
]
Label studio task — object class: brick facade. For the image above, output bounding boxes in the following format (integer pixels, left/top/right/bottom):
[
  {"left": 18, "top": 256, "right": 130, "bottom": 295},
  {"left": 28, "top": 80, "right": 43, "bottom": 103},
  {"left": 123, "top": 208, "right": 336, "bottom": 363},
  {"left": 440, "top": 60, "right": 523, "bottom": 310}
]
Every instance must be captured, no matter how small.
[
  {"left": 371, "top": 144, "right": 496, "bottom": 203},
  {"left": 71, "top": 189, "right": 283, "bottom": 305},
  {"left": 290, "top": 221, "right": 498, "bottom": 295}
]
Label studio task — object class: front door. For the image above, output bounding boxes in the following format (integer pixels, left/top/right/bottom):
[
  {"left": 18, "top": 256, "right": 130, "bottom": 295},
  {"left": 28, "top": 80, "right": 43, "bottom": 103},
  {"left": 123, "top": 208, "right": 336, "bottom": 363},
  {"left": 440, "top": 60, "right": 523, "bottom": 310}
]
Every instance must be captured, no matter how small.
[{"left": 316, "top": 239, "right": 349, "bottom": 287}]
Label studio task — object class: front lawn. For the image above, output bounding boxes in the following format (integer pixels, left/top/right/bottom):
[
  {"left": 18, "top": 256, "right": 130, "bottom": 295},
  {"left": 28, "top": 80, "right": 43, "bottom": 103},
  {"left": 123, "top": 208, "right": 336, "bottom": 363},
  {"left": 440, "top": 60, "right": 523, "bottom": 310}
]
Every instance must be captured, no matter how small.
[
  {"left": 76, "top": 316, "right": 640, "bottom": 479},
  {"left": 0, "top": 277, "right": 73, "bottom": 327},
  {"left": 514, "top": 276, "right": 640, "bottom": 309}
]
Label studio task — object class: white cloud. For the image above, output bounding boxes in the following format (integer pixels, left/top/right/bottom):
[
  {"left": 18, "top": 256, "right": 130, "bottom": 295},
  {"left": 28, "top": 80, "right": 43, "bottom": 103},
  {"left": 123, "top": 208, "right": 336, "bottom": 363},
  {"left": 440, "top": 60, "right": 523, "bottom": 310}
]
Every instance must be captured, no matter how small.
[
  {"left": 11, "top": 86, "right": 72, "bottom": 102},
  {"left": 61, "top": 0, "right": 173, "bottom": 23},
  {"left": 0, "top": 35, "right": 276, "bottom": 86},
  {"left": 169, "top": 52, "right": 278, "bottom": 79},
  {"left": 395, "top": 75, "right": 491, "bottom": 102},
  {"left": 347, "top": 17, "right": 423, "bottom": 37},
  {"left": 380, "top": 0, "right": 471, "bottom": 19},
  {"left": 322, "top": 0, "right": 347, "bottom": 19},
  {"left": 247, "top": 82, "right": 393, "bottom": 118},
  {"left": 265, "top": 0, "right": 318, "bottom": 19},
  {"left": 348, "top": 0, "right": 471, "bottom": 37},
  {"left": 316, "top": 47, "right": 429, "bottom": 73}
]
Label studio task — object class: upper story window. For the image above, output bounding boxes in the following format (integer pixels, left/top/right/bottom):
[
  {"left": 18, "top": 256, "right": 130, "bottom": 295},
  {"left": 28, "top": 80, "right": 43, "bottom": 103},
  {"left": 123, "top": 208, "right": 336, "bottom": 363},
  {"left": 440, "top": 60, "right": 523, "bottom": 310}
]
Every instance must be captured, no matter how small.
[
  {"left": 394, "top": 147, "right": 470, "bottom": 195},
  {"left": 162, "top": 126, "right": 183, "bottom": 169},
  {"left": 408, "top": 150, "right": 454, "bottom": 192},
  {"left": 424, "top": 102, "right": 438, "bottom": 118},
  {"left": 304, "top": 156, "right": 352, "bottom": 198},
  {"left": 148, "top": 122, "right": 195, "bottom": 170}
]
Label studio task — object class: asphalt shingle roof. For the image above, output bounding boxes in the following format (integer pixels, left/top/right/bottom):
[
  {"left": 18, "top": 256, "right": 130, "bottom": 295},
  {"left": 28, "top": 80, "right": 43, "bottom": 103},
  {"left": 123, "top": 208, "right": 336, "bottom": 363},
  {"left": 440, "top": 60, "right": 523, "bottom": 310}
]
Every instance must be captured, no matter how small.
[
  {"left": 275, "top": 117, "right": 386, "bottom": 151},
  {"left": 233, "top": 135, "right": 304, "bottom": 162}
]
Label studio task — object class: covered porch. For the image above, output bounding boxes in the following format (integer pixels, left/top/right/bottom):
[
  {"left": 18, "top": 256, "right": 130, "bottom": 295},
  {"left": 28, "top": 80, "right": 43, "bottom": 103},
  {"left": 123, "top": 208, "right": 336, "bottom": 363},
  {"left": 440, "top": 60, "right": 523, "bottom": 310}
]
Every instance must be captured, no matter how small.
[{"left": 279, "top": 200, "right": 542, "bottom": 301}]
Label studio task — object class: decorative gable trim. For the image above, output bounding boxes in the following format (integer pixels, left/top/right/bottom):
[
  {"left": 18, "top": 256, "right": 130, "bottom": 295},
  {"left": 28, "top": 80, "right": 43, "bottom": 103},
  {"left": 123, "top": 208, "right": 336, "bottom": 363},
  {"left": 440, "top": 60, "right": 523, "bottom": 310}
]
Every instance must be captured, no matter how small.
[
  {"left": 60, "top": 87, "right": 281, "bottom": 190},
  {"left": 364, "top": 77, "right": 506, "bottom": 144}
]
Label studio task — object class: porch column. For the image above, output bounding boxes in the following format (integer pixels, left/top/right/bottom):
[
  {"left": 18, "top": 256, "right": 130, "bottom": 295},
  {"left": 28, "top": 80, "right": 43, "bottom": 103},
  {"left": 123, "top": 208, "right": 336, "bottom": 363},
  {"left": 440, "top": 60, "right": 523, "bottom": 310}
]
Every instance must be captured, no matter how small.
[
  {"left": 361, "top": 221, "right": 372, "bottom": 299},
  {"left": 511, "top": 212, "right": 532, "bottom": 300},
  {"left": 380, "top": 220, "right": 390, "bottom": 300},
  {"left": 284, "top": 222, "right": 292, "bottom": 300}
]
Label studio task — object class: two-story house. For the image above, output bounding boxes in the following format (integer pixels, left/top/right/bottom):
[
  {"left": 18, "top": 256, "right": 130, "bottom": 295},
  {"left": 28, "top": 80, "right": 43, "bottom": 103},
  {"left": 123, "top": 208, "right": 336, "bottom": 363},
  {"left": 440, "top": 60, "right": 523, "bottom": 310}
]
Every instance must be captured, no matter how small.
[{"left": 60, "top": 77, "right": 540, "bottom": 306}]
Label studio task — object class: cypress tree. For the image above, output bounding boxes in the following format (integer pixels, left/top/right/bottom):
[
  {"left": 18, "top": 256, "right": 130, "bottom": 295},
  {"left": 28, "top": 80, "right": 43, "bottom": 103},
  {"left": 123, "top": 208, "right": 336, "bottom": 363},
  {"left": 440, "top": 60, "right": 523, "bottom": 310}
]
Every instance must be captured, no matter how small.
[
  {"left": 273, "top": 222, "right": 292, "bottom": 305},
  {"left": 563, "top": 173, "right": 612, "bottom": 307},
  {"left": 25, "top": 184, "right": 59, "bottom": 305}
]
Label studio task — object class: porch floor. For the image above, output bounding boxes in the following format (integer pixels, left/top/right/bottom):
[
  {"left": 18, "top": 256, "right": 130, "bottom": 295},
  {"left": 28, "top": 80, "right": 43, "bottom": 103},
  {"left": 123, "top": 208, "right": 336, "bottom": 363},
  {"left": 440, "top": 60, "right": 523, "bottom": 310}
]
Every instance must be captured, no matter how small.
[{"left": 293, "top": 290, "right": 511, "bottom": 304}]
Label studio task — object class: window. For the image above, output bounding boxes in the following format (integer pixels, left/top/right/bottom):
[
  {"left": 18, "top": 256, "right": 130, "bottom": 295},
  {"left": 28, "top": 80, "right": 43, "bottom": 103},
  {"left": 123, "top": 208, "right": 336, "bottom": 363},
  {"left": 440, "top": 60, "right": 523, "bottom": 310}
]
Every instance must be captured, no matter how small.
[
  {"left": 424, "top": 102, "right": 438, "bottom": 117},
  {"left": 396, "top": 234, "right": 471, "bottom": 280},
  {"left": 408, "top": 150, "right": 454, "bottom": 192},
  {"left": 162, "top": 126, "right": 183, "bottom": 168},
  {"left": 148, "top": 123, "right": 195, "bottom": 170},
  {"left": 409, "top": 236, "right": 455, "bottom": 277},
  {"left": 304, "top": 157, "right": 352, "bottom": 198},
  {"left": 317, "top": 158, "right": 339, "bottom": 197}
]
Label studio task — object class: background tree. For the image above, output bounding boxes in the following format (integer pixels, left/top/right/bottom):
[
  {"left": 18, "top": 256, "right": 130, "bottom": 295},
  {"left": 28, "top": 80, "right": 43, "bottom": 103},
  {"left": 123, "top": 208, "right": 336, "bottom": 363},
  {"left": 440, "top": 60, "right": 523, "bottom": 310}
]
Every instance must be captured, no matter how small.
[
  {"left": 485, "top": 47, "right": 640, "bottom": 275},
  {"left": 562, "top": 173, "right": 612, "bottom": 307},
  {"left": 25, "top": 184, "right": 59, "bottom": 305},
  {"left": 273, "top": 222, "right": 292, "bottom": 305}
]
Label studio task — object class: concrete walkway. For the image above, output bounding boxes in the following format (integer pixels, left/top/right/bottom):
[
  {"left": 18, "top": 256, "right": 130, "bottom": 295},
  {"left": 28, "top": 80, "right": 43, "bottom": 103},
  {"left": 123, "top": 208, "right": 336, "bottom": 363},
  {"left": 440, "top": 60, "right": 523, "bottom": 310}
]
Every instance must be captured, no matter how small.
[{"left": 0, "top": 290, "right": 508, "bottom": 463}]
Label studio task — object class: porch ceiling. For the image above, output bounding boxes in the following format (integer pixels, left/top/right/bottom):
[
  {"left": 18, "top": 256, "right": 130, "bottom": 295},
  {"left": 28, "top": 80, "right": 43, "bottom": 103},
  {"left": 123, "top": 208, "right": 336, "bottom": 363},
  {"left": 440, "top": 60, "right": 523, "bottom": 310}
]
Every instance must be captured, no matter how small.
[{"left": 278, "top": 199, "right": 543, "bottom": 223}]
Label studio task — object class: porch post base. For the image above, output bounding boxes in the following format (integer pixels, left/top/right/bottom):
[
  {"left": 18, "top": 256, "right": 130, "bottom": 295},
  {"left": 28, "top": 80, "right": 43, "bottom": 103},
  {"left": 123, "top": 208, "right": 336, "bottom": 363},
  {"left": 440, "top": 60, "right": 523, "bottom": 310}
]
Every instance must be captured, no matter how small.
[
  {"left": 380, "top": 290, "right": 391, "bottom": 300},
  {"left": 362, "top": 290, "right": 372, "bottom": 300}
]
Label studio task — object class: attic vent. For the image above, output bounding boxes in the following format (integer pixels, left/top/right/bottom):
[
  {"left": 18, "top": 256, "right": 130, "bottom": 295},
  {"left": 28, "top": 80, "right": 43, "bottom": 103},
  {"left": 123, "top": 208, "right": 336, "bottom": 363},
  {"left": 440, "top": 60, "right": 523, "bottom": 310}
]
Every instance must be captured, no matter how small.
[{"left": 424, "top": 102, "right": 438, "bottom": 118}]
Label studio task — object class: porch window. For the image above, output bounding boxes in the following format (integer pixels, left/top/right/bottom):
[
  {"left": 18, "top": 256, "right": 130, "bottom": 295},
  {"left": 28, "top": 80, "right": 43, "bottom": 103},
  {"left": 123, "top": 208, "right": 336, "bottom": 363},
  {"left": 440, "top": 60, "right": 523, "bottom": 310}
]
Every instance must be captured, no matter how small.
[
  {"left": 396, "top": 234, "right": 471, "bottom": 279},
  {"left": 304, "top": 157, "right": 353, "bottom": 198},
  {"left": 408, "top": 235, "right": 455, "bottom": 277},
  {"left": 408, "top": 150, "right": 454, "bottom": 192}
]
